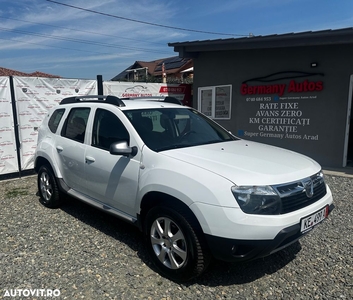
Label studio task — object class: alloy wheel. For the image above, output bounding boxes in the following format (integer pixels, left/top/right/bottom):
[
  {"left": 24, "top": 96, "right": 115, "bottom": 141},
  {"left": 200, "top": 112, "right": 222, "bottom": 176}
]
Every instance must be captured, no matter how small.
[
  {"left": 150, "top": 216, "right": 187, "bottom": 270},
  {"left": 39, "top": 171, "right": 53, "bottom": 201}
]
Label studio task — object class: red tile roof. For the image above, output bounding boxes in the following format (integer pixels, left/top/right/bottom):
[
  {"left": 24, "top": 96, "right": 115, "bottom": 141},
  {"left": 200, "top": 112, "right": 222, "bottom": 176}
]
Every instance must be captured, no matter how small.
[{"left": 0, "top": 67, "right": 60, "bottom": 78}]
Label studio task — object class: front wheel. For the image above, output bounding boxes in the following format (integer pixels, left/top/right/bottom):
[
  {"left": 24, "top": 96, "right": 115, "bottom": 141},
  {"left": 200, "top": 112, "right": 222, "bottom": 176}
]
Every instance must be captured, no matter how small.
[
  {"left": 144, "top": 205, "right": 211, "bottom": 281},
  {"left": 37, "top": 165, "right": 63, "bottom": 208}
]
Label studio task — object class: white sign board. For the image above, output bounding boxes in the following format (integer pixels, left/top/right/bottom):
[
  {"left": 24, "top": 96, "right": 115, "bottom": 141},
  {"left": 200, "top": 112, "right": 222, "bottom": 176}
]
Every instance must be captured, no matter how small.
[{"left": 103, "top": 82, "right": 192, "bottom": 106}]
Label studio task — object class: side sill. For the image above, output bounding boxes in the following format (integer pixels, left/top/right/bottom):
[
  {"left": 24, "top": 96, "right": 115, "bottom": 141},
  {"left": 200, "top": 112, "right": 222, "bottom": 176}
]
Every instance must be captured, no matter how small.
[{"left": 57, "top": 178, "right": 137, "bottom": 225}]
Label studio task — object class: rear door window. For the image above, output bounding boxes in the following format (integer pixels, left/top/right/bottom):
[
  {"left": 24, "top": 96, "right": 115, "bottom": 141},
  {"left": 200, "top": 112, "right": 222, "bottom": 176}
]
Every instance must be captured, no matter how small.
[{"left": 61, "top": 108, "right": 90, "bottom": 143}]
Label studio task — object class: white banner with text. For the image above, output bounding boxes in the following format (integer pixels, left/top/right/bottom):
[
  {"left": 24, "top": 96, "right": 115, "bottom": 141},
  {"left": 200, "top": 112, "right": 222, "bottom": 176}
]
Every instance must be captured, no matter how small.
[{"left": 13, "top": 77, "right": 97, "bottom": 171}]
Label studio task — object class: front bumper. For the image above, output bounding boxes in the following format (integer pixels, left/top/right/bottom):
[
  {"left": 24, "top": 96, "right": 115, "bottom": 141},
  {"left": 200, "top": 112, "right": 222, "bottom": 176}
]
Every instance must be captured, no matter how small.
[{"left": 205, "top": 203, "right": 334, "bottom": 262}]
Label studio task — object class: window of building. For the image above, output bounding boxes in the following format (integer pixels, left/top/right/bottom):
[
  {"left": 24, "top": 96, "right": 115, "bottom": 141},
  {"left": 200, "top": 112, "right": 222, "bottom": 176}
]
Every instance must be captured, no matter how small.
[{"left": 198, "top": 85, "right": 232, "bottom": 119}]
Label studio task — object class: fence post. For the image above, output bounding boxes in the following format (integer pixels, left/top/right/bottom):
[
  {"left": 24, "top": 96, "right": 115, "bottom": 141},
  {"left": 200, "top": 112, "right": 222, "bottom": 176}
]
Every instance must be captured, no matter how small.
[
  {"left": 9, "top": 76, "right": 22, "bottom": 178},
  {"left": 97, "top": 75, "right": 103, "bottom": 95}
]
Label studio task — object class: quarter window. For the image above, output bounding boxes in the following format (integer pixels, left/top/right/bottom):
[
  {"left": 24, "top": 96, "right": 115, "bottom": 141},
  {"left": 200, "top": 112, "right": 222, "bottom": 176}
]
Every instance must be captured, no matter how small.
[{"left": 48, "top": 109, "right": 65, "bottom": 133}]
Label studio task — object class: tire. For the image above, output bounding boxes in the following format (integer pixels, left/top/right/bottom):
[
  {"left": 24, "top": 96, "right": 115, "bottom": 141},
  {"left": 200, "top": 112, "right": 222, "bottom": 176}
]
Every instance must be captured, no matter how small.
[
  {"left": 37, "top": 165, "right": 62, "bottom": 208},
  {"left": 144, "top": 205, "right": 211, "bottom": 281}
]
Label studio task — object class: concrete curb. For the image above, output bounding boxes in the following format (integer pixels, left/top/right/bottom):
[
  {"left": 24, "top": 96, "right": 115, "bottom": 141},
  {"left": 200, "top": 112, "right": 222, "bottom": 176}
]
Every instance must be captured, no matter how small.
[{"left": 323, "top": 167, "right": 353, "bottom": 178}]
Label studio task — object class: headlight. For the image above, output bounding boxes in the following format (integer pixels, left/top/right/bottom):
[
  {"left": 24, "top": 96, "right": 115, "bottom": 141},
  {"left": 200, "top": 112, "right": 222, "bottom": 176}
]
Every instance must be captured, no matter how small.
[{"left": 231, "top": 185, "right": 281, "bottom": 215}]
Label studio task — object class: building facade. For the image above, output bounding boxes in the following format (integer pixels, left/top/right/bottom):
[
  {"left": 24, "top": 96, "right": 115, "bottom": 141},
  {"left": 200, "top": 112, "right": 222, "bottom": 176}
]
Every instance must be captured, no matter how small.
[{"left": 169, "top": 28, "right": 353, "bottom": 168}]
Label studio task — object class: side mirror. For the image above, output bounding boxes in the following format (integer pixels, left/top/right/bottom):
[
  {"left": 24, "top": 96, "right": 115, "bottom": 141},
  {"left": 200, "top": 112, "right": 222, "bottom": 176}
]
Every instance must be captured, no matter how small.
[{"left": 109, "top": 141, "right": 138, "bottom": 157}]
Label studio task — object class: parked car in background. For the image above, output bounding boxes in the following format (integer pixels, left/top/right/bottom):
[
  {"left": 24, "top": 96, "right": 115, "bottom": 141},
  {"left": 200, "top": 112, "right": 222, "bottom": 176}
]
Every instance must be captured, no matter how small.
[{"left": 34, "top": 95, "right": 334, "bottom": 281}]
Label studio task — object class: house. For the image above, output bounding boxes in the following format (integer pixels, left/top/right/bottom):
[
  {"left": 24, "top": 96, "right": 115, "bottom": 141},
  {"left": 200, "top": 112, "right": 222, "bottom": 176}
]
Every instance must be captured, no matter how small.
[
  {"left": 169, "top": 28, "right": 353, "bottom": 168},
  {"left": 111, "top": 56, "right": 193, "bottom": 83},
  {"left": 0, "top": 67, "right": 60, "bottom": 78}
]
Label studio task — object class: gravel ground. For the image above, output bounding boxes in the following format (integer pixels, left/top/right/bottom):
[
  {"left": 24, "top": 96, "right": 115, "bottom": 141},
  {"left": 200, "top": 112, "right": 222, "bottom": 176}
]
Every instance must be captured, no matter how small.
[{"left": 0, "top": 174, "right": 352, "bottom": 300}]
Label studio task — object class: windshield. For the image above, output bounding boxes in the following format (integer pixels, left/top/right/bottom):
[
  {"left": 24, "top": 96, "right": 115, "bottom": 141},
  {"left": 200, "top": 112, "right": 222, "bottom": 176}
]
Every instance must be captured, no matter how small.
[{"left": 124, "top": 107, "right": 237, "bottom": 151}]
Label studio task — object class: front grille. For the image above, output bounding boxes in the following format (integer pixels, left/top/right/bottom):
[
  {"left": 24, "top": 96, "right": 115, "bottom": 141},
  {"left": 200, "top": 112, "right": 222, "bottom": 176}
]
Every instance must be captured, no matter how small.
[
  {"left": 274, "top": 172, "right": 327, "bottom": 214},
  {"left": 280, "top": 182, "right": 326, "bottom": 214}
]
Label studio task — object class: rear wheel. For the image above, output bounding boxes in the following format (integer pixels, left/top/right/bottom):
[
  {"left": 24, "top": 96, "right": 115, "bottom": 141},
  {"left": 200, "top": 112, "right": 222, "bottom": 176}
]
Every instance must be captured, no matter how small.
[
  {"left": 144, "top": 205, "right": 211, "bottom": 281},
  {"left": 37, "top": 165, "right": 63, "bottom": 208}
]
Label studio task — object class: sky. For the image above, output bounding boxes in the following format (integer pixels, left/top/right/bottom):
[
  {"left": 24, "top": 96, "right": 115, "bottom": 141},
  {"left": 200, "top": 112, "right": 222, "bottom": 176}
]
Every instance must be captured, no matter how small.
[{"left": 1, "top": 0, "right": 353, "bottom": 80}]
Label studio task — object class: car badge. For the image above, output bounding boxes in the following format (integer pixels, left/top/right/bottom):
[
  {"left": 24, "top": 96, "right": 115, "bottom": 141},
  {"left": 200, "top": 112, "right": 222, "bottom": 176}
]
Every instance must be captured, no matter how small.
[{"left": 303, "top": 179, "right": 314, "bottom": 198}]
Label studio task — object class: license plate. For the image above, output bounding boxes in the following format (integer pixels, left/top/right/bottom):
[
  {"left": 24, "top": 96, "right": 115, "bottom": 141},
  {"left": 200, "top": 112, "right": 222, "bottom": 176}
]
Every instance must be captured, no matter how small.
[{"left": 300, "top": 205, "right": 329, "bottom": 234}]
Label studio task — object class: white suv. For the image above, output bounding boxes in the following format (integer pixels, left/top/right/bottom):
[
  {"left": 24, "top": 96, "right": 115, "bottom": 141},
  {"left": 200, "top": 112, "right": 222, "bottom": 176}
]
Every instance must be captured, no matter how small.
[{"left": 34, "top": 95, "right": 334, "bottom": 281}]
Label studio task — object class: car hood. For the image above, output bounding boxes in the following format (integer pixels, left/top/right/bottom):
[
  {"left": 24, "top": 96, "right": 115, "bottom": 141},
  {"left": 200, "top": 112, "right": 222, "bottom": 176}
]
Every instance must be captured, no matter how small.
[{"left": 161, "top": 140, "right": 321, "bottom": 186}]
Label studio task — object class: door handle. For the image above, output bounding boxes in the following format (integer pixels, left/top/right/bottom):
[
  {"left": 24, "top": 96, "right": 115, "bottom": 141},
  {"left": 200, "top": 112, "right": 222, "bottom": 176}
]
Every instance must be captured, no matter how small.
[
  {"left": 85, "top": 156, "right": 96, "bottom": 163},
  {"left": 56, "top": 146, "right": 63, "bottom": 152}
]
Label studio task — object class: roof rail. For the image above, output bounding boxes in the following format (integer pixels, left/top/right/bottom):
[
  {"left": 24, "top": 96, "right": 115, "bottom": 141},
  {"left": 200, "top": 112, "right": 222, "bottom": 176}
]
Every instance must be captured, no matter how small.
[
  {"left": 119, "top": 96, "right": 182, "bottom": 105},
  {"left": 59, "top": 95, "right": 125, "bottom": 107},
  {"left": 164, "top": 96, "right": 182, "bottom": 105}
]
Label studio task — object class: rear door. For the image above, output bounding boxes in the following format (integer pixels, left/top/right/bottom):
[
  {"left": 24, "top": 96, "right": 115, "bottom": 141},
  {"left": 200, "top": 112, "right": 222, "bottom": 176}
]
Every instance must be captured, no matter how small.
[{"left": 55, "top": 107, "right": 90, "bottom": 192}]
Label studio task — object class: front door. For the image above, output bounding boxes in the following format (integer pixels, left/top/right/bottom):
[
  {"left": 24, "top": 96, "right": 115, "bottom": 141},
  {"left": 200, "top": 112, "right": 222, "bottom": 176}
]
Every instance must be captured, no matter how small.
[{"left": 83, "top": 108, "right": 141, "bottom": 216}]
